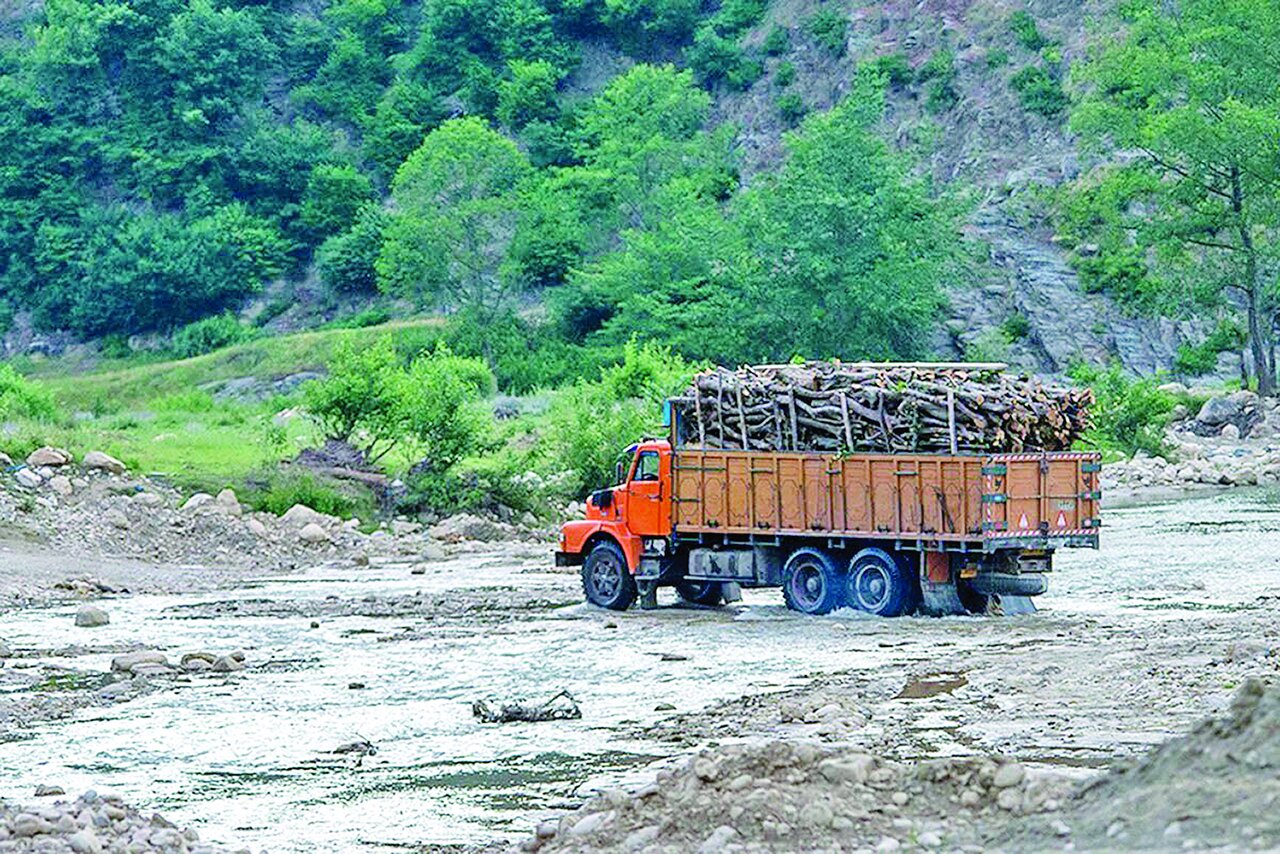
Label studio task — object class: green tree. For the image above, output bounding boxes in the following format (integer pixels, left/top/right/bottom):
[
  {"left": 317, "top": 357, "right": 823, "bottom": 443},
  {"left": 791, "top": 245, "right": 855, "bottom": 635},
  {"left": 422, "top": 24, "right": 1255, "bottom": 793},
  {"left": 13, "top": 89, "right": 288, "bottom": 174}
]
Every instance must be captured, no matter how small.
[
  {"left": 1072, "top": 0, "right": 1280, "bottom": 394},
  {"left": 497, "top": 59, "right": 561, "bottom": 129},
  {"left": 377, "top": 117, "right": 532, "bottom": 322},
  {"left": 300, "top": 163, "right": 375, "bottom": 240},
  {"left": 156, "top": 0, "right": 273, "bottom": 127},
  {"left": 318, "top": 203, "right": 388, "bottom": 292}
]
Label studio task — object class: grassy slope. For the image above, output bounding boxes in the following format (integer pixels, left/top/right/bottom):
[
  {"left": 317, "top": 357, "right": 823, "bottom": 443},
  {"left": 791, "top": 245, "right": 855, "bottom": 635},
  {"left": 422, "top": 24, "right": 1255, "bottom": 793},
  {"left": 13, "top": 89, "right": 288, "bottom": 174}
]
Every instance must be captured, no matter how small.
[{"left": 6, "top": 318, "right": 446, "bottom": 493}]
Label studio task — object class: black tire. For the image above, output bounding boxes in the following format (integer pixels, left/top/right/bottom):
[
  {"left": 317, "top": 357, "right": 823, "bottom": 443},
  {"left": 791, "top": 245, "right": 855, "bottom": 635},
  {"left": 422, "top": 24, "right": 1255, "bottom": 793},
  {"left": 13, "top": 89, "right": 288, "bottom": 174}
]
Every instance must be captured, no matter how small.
[
  {"left": 581, "top": 541, "right": 637, "bottom": 611},
  {"left": 782, "top": 548, "right": 844, "bottom": 615},
  {"left": 675, "top": 579, "right": 723, "bottom": 606},
  {"left": 966, "top": 573, "right": 1049, "bottom": 597},
  {"left": 846, "top": 548, "right": 918, "bottom": 617}
]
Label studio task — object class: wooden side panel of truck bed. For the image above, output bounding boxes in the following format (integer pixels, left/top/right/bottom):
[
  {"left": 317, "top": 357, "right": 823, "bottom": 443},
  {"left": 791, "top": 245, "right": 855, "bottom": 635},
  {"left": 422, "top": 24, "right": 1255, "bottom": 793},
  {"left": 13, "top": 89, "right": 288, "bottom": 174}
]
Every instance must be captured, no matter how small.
[{"left": 672, "top": 449, "right": 1101, "bottom": 547}]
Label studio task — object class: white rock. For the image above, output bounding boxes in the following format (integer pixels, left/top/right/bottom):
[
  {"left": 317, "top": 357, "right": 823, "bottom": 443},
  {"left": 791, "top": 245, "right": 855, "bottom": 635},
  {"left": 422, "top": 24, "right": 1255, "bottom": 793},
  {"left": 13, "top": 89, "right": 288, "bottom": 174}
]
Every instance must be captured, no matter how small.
[
  {"left": 247, "top": 518, "right": 268, "bottom": 537},
  {"left": 69, "top": 830, "right": 103, "bottom": 854},
  {"left": 111, "top": 651, "right": 169, "bottom": 672},
  {"left": 15, "top": 468, "right": 42, "bottom": 489},
  {"left": 0, "top": 451, "right": 11, "bottom": 466},
  {"left": 215, "top": 488, "right": 242, "bottom": 517},
  {"left": 132, "top": 492, "right": 164, "bottom": 508},
  {"left": 699, "top": 826, "right": 737, "bottom": 853},
  {"left": 181, "top": 493, "right": 214, "bottom": 512},
  {"left": 818, "top": 754, "right": 874, "bottom": 784},
  {"left": 624, "top": 825, "right": 661, "bottom": 850},
  {"left": 1221, "top": 423, "right": 1241, "bottom": 441},
  {"left": 26, "top": 446, "right": 72, "bottom": 467},
  {"left": 993, "top": 762, "right": 1026, "bottom": 788},
  {"left": 106, "top": 510, "right": 130, "bottom": 530},
  {"left": 48, "top": 475, "right": 74, "bottom": 497},
  {"left": 876, "top": 837, "right": 901, "bottom": 852},
  {"left": 299, "top": 523, "right": 330, "bottom": 544},
  {"left": 282, "top": 504, "right": 328, "bottom": 527},
  {"left": 74, "top": 605, "right": 110, "bottom": 628},
  {"left": 212, "top": 655, "right": 245, "bottom": 672},
  {"left": 82, "top": 451, "right": 126, "bottom": 475},
  {"left": 567, "top": 810, "right": 613, "bottom": 837},
  {"left": 918, "top": 830, "right": 942, "bottom": 848}
]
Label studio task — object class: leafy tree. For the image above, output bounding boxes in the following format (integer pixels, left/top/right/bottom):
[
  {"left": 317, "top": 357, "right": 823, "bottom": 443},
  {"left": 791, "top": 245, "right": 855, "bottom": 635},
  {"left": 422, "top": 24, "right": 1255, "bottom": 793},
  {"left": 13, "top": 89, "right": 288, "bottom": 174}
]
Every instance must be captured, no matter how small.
[
  {"left": 317, "top": 203, "right": 388, "bottom": 292},
  {"left": 171, "top": 313, "right": 254, "bottom": 358},
  {"left": 363, "top": 79, "right": 447, "bottom": 175},
  {"left": 300, "top": 163, "right": 375, "bottom": 240},
  {"left": 156, "top": 0, "right": 273, "bottom": 128},
  {"left": 497, "top": 59, "right": 561, "bottom": 129},
  {"left": 739, "top": 76, "right": 958, "bottom": 360},
  {"left": 1072, "top": 0, "right": 1280, "bottom": 394},
  {"left": 600, "top": 0, "right": 701, "bottom": 50},
  {"left": 1010, "top": 65, "right": 1066, "bottom": 118},
  {"left": 377, "top": 117, "right": 531, "bottom": 321}
]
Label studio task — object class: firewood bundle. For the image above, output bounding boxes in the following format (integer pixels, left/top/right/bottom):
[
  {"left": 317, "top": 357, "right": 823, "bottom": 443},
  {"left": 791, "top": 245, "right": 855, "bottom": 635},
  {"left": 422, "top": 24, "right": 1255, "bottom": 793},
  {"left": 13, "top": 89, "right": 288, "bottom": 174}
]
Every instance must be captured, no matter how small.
[{"left": 671, "top": 362, "right": 1093, "bottom": 455}]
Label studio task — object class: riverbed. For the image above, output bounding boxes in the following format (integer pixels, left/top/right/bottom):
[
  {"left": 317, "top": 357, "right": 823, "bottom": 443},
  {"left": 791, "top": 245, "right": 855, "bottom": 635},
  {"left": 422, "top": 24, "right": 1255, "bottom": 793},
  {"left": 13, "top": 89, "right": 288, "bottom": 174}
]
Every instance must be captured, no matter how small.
[{"left": 2, "top": 488, "right": 1278, "bottom": 851}]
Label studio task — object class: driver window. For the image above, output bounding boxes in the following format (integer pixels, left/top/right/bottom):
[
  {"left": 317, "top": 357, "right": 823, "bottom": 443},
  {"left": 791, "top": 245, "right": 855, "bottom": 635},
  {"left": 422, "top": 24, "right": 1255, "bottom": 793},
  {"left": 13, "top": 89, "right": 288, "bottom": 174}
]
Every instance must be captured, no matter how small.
[{"left": 633, "top": 451, "right": 660, "bottom": 482}]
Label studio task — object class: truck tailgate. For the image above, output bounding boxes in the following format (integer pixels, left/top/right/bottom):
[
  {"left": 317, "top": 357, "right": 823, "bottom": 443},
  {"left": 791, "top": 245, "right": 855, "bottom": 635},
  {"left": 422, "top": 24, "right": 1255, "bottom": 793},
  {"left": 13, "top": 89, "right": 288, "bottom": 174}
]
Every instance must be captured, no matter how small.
[{"left": 981, "top": 452, "right": 1102, "bottom": 549}]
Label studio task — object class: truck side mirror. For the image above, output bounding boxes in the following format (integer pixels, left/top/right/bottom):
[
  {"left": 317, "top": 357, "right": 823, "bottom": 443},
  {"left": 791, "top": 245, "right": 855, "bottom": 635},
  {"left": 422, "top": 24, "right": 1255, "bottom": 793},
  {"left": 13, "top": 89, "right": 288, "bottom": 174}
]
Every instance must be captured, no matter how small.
[{"left": 592, "top": 488, "right": 613, "bottom": 509}]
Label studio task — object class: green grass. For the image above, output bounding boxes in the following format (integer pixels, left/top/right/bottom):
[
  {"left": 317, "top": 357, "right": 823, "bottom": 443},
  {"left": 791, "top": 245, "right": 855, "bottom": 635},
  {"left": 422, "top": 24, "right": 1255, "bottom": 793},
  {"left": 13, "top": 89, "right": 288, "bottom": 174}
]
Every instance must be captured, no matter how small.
[{"left": 25, "top": 318, "right": 445, "bottom": 411}]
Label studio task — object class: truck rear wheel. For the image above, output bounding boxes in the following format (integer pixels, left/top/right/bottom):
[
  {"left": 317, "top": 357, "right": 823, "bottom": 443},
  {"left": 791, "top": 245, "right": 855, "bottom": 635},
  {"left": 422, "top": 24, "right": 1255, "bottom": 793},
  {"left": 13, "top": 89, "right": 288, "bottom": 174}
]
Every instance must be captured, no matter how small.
[
  {"left": 675, "top": 580, "right": 723, "bottom": 606},
  {"left": 582, "top": 541, "right": 636, "bottom": 611},
  {"left": 782, "top": 548, "right": 843, "bottom": 615},
  {"left": 846, "top": 548, "right": 917, "bottom": 617}
]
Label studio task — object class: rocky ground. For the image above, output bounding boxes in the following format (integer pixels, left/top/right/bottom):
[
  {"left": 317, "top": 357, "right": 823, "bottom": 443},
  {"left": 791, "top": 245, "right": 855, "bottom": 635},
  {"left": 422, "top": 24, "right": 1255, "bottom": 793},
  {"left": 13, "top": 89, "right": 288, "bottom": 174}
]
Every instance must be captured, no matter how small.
[
  {"left": 0, "top": 790, "right": 238, "bottom": 853},
  {"left": 1104, "top": 387, "right": 1280, "bottom": 497}
]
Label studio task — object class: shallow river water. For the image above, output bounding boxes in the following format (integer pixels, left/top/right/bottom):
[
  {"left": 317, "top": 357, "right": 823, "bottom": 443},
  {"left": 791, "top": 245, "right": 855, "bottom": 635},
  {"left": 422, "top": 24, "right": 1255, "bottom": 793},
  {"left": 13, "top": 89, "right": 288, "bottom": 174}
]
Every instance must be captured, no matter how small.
[{"left": 2, "top": 489, "right": 1279, "bottom": 851}]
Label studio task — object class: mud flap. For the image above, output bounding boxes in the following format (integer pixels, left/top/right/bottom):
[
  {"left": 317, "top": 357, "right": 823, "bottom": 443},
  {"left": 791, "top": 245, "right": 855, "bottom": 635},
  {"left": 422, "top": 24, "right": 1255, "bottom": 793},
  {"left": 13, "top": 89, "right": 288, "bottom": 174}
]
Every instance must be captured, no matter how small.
[
  {"left": 920, "top": 582, "right": 965, "bottom": 616},
  {"left": 721, "top": 582, "right": 743, "bottom": 604},
  {"left": 637, "top": 581, "right": 658, "bottom": 610}
]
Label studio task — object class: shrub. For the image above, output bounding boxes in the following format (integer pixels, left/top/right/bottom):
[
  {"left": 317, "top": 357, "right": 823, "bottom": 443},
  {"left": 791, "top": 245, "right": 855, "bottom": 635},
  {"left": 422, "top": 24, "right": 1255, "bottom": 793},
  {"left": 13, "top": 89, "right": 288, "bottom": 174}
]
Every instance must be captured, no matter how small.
[
  {"left": 171, "top": 314, "right": 254, "bottom": 359},
  {"left": 243, "top": 471, "right": 367, "bottom": 519},
  {"left": 985, "top": 47, "right": 1009, "bottom": 68},
  {"left": 1174, "top": 320, "right": 1245, "bottom": 376},
  {"left": 804, "top": 9, "right": 846, "bottom": 54},
  {"left": 317, "top": 204, "right": 388, "bottom": 293},
  {"left": 775, "top": 61, "right": 796, "bottom": 87},
  {"left": 999, "top": 312, "right": 1031, "bottom": 341},
  {"left": 1010, "top": 65, "right": 1067, "bottom": 117},
  {"left": 0, "top": 364, "right": 57, "bottom": 422},
  {"left": 1069, "top": 362, "right": 1174, "bottom": 458},
  {"left": 1009, "top": 10, "right": 1049, "bottom": 51},
  {"left": 868, "top": 51, "right": 912, "bottom": 87},
  {"left": 762, "top": 26, "right": 789, "bottom": 56},
  {"left": 540, "top": 341, "right": 694, "bottom": 496},
  {"left": 777, "top": 92, "right": 806, "bottom": 125}
]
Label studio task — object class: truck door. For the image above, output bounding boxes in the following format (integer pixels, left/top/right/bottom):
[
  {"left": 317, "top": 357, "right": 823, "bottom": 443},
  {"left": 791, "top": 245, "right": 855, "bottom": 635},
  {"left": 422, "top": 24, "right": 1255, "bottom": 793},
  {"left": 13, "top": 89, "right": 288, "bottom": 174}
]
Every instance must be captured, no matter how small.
[{"left": 626, "top": 447, "right": 670, "bottom": 536}]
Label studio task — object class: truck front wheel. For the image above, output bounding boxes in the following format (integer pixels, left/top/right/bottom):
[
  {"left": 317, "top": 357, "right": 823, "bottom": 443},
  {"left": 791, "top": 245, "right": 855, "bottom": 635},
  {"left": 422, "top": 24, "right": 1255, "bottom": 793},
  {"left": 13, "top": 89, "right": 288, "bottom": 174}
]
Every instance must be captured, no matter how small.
[
  {"left": 846, "top": 548, "right": 917, "bottom": 617},
  {"left": 582, "top": 541, "right": 637, "bottom": 611},
  {"left": 782, "top": 548, "right": 844, "bottom": 615}
]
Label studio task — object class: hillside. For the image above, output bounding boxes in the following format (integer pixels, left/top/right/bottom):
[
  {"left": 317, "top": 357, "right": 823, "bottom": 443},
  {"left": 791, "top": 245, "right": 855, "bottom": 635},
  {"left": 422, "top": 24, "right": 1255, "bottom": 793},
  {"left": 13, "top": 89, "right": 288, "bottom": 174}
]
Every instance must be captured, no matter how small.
[{"left": 0, "top": 0, "right": 1251, "bottom": 386}]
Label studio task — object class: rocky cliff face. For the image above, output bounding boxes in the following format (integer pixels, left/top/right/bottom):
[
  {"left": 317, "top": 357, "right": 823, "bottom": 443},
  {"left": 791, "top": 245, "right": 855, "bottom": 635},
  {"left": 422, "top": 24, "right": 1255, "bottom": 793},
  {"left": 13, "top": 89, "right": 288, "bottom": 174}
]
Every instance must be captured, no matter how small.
[{"left": 720, "top": 0, "right": 1204, "bottom": 377}]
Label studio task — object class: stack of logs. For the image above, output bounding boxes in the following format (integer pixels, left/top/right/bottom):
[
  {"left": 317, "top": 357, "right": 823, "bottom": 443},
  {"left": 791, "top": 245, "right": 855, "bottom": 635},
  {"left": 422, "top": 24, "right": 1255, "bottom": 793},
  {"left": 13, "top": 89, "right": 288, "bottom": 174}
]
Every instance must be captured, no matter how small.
[{"left": 671, "top": 362, "right": 1093, "bottom": 454}]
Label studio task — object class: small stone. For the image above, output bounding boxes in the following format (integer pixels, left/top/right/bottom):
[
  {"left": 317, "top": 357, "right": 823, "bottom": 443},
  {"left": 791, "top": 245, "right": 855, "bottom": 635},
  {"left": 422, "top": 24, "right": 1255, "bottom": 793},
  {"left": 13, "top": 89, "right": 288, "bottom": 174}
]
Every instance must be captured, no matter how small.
[
  {"left": 13, "top": 813, "right": 52, "bottom": 837},
  {"left": 247, "top": 518, "right": 268, "bottom": 537},
  {"left": 1221, "top": 423, "right": 1241, "bottom": 441},
  {"left": 48, "top": 475, "right": 73, "bottom": 496},
  {"left": 181, "top": 493, "right": 214, "bottom": 512},
  {"left": 1051, "top": 819, "right": 1071, "bottom": 837},
  {"left": 15, "top": 468, "right": 42, "bottom": 489},
  {"left": 992, "top": 762, "right": 1026, "bottom": 788},
  {"left": 876, "top": 837, "right": 901, "bottom": 852},
  {"left": 654, "top": 703, "right": 675, "bottom": 711},
  {"left": 959, "top": 789, "right": 982, "bottom": 808},
  {"left": 83, "top": 451, "right": 126, "bottom": 475},
  {"left": 106, "top": 510, "right": 130, "bottom": 530},
  {"left": 27, "top": 446, "right": 72, "bottom": 467},
  {"left": 567, "top": 810, "right": 612, "bottom": 837},
  {"left": 132, "top": 492, "right": 164, "bottom": 508},
  {"left": 891, "top": 791, "right": 909, "bottom": 806},
  {"left": 624, "top": 826, "right": 660, "bottom": 848},
  {"left": 215, "top": 488, "right": 243, "bottom": 516},
  {"left": 699, "top": 826, "right": 737, "bottom": 852},
  {"left": 918, "top": 830, "right": 942, "bottom": 848},
  {"left": 212, "top": 655, "right": 245, "bottom": 672},
  {"left": 34, "top": 784, "right": 64, "bottom": 797},
  {"left": 310, "top": 621, "right": 320, "bottom": 629},
  {"left": 69, "top": 829, "right": 102, "bottom": 854},
  {"left": 111, "top": 652, "right": 168, "bottom": 672},
  {"left": 74, "top": 605, "right": 110, "bottom": 628},
  {"left": 818, "top": 754, "right": 874, "bottom": 784},
  {"left": 692, "top": 756, "right": 719, "bottom": 781},
  {"left": 299, "top": 522, "right": 330, "bottom": 544},
  {"left": 348, "top": 682, "right": 366, "bottom": 690},
  {"left": 996, "top": 788, "right": 1022, "bottom": 811},
  {"left": 798, "top": 801, "right": 833, "bottom": 828},
  {"left": 410, "top": 565, "right": 426, "bottom": 575}
]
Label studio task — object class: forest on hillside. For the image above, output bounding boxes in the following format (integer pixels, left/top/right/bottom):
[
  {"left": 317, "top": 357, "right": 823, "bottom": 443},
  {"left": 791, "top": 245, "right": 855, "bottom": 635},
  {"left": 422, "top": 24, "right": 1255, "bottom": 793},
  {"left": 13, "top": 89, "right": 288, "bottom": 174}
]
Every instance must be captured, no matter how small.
[{"left": 1, "top": 0, "right": 1279, "bottom": 394}]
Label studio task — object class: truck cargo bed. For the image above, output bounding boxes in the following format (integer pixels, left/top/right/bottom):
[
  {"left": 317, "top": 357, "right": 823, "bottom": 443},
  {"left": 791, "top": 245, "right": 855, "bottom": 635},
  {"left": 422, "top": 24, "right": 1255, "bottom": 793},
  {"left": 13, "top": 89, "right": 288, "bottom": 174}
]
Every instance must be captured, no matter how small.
[{"left": 672, "top": 448, "right": 1100, "bottom": 551}]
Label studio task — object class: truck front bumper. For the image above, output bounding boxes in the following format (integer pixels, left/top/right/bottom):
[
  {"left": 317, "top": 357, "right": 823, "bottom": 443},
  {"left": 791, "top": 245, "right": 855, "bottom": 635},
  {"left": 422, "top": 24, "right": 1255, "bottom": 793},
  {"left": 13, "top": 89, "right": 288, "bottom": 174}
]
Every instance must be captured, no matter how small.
[{"left": 554, "top": 551, "right": 582, "bottom": 567}]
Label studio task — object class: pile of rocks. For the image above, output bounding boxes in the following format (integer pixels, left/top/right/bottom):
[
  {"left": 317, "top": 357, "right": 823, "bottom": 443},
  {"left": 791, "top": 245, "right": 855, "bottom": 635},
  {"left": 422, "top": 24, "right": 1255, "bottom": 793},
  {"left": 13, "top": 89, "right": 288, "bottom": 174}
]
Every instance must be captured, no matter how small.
[
  {"left": 525, "top": 741, "right": 1072, "bottom": 853},
  {"left": 0, "top": 445, "right": 542, "bottom": 573},
  {"left": 0, "top": 790, "right": 240, "bottom": 853}
]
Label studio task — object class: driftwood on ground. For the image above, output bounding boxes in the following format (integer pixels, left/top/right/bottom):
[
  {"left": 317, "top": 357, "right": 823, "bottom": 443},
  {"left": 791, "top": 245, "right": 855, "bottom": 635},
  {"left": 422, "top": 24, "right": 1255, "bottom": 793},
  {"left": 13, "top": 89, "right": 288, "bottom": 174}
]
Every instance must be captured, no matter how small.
[
  {"left": 672, "top": 362, "right": 1092, "bottom": 455},
  {"left": 472, "top": 690, "right": 582, "bottom": 724}
]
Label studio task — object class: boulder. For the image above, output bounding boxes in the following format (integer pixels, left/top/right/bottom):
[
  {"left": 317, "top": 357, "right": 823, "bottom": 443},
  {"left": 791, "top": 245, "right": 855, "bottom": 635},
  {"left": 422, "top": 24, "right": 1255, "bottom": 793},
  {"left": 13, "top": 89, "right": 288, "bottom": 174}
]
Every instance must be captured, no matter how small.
[
  {"left": 282, "top": 503, "right": 330, "bottom": 527},
  {"left": 105, "top": 510, "right": 130, "bottom": 530},
  {"left": 74, "top": 605, "right": 110, "bottom": 628},
  {"left": 111, "top": 651, "right": 169, "bottom": 673},
  {"left": 48, "top": 475, "right": 73, "bottom": 497},
  {"left": 132, "top": 492, "right": 165, "bottom": 508},
  {"left": 15, "top": 468, "right": 42, "bottom": 489},
  {"left": 299, "top": 522, "right": 330, "bottom": 544},
  {"left": 181, "top": 493, "right": 214, "bottom": 512},
  {"left": 429, "top": 513, "right": 506, "bottom": 543},
  {"left": 211, "top": 655, "right": 245, "bottom": 673},
  {"left": 82, "top": 451, "right": 126, "bottom": 475},
  {"left": 1194, "top": 392, "right": 1261, "bottom": 437},
  {"left": 1221, "top": 423, "right": 1241, "bottom": 441},
  {"left": 215, "top": 488, "right": 242, "bottom": 517},
  {"left": 26, "top": 446, "right": 72, "bottom": 467},
  {"left": 246, "top": 518, "right": 268, "bottom": 537}
]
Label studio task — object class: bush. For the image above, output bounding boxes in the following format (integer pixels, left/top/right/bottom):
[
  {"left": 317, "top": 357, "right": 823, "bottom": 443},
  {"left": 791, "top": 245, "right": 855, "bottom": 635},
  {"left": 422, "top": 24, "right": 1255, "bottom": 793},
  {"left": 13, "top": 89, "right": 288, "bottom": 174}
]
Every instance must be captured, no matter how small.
[
  {"left": 317, "top": 204, "right": 388, "bottom": 293},
  {"left": 986, "top": 47, "right": 1009, "bottom": 68},
  {"left": 775, "top": 61, "right": 796, "bottom": 87},
  {"left": 1174, "top": 320, "right": 1244, "bottom": 376},
  {"left": 804, "top": 9, "right": 846, "bottom": 54},
  {"left": 1069, "top": 362, "right": 1174, "bottom": 458},
  {"left": 1009, "top": 10, "right": 1049, "bottom": 51},
  {"left": 917, "top": 49, "right": 958, "bottom": 114},
  {"left": 540, "top": 341, "right": 694, "bottom": 496},
  {"left": 763, "top": 26, "right": 789, "bottom": 56},
  {"left": 867, "top": 52, "right": 912, "bottom": 87},
  {"left": 303, "top": 338, "right": 493, "bottom": 468},
  {"left": 1000, "top": 312, "right": 1031, "bottom": 341},
  {"left": 171, "top": 314, "right": 254, "bottom": 359},
  {"left": 1011, "top": 65, "right": 1067, "bottom": 117},
  {"left": 243, "top": 470, "right": 368, "bottom": 519},
  {"left": 777, "top": 92, "right": 805, "bottom": 125},
  {"left": 0, "top": 364, "right": 57, "bottom": 422}
]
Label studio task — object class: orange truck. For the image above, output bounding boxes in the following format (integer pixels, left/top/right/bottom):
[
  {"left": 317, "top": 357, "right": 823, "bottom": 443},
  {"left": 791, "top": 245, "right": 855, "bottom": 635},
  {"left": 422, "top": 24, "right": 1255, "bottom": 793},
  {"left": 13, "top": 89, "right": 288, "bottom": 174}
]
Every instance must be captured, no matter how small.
[{"left": 556, "top": 403, "right": 1101, "bottom": 617}]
